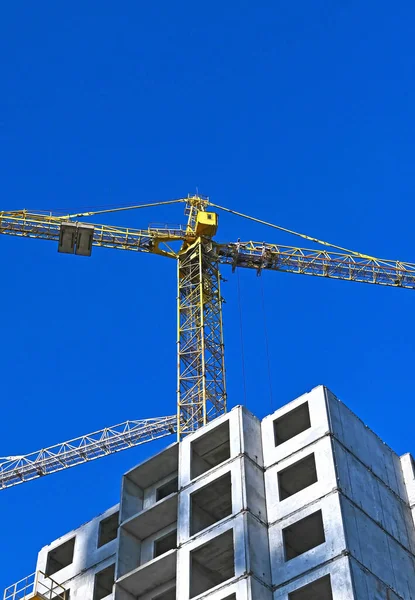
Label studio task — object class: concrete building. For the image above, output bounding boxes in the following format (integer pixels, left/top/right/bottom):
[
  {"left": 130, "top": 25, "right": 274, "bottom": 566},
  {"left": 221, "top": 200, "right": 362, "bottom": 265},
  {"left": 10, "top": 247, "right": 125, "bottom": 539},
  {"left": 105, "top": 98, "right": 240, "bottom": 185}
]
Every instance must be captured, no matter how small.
[{"left": 5, "top": 386, "right": 415, "bottom": 600}]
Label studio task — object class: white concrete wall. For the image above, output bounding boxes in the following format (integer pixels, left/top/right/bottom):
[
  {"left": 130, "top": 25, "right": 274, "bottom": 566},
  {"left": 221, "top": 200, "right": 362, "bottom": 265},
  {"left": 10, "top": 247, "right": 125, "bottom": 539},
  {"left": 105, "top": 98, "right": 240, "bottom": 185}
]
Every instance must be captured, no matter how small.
[
  {"left": 35, "top": 504, "right": 119, "bottom": 600},
  {"left": 334, "top": 439, "right": 415, "bottom": 554},
  {"left": 273, "top": 555, "right": 354, "bottom": 599},
  {"left": 401, "top": 453, "right": 415, "bottom": 534},
  {"left": 326, "top": 389, "right": 407, "bottom": 500},
  {"left": 269, "top": 491, "right": 346, "bottom": 587},
  {"left": 349, "top": 557, "right": 403, "bottom": 600},
  {"left": 178, "top": 455, "right": 266, "bottom": 544},
  {"left": 195, "top": 576, "right": 272, "bottom": 600},
  {"left": 176, "top": 512, "right": 271, "bottom": 599},
  {"left": 264, "top": 435, "right": 337, "bottom": 523},
  {"left": 341, "top": 495, "right": 415, "bottom": 598},
  {"left": 261, "top": 386, "right": 330, "bottom": 469}
]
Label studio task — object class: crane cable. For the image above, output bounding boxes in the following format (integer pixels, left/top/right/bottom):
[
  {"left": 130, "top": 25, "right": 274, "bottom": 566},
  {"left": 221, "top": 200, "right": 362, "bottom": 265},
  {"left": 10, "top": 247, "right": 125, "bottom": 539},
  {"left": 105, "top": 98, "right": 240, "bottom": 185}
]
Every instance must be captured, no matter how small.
[
  {"left": 28, "top": 196, "right": 382, "bottom": 262},
  {"left": 236, "top": 270, "right": 248, "bottom": 407},
  {"left": 65, "top": 198, "right": 186, "bottom": 219},
  {"left": 210, "top": 202, "right": 377, "bottom": 260},
  {"left": 260, "top": 276, "right": 274, "bottom": 411}
]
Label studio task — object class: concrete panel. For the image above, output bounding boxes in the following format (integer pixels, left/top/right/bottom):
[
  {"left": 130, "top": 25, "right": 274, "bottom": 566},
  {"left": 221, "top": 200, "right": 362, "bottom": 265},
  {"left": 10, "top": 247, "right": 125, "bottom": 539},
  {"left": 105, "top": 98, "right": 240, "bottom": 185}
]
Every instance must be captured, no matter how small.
[
  {"left": 143, "top": 472, "right": 178, "bottom": 510},
  {"left": 114, "top": 587, "right": 134, "bottom": 600},
  {"left": 55, "top": 555, "right": 116, "bottom": 600},
  {"left": 122, "top": 493, "right": 177, "bottom": 541},
  {"left": 261, "top": 386, "right": 330, "bottom": 469},
  {"left": 121, "top": 476, "right": 144, "bottom": 523},
  {"left": 124, "top": 443, "right": 178, "bottom": 490},
  {"left": 117, "top": 528, "right": 141, "bottom": 579},
  {"left": 120, "top": 445, "right": 178, "bottom": 523},
  {"left": 247, "top": 515, "right": 271, "bottom": 585},
  {"left": 333, "top": 440, "right": 415, "bottom": 554},
  {"left": 116, "top": 549, "right": 176, "bottom": 597},
  {"left": 273, "top": 555, "right": 354, "bottom": 599},
  {"left": 137, "top": 578, "right": 176, "bottom": 600},
  {"left": 178, "top": 455, "right": 266, "bottom": 544},
  {"left": 179, "top": 406, "right": 263, "bottom": 490},
  {"left": 326, "top": 389, "right": 407, "bottom": 500},
  {"left": 238, "top": 406, "right": 264, "bottom": 467},
  {"left": 35, "top": 505, "right": 118, "bottom": 588},
  {"left": 269, "top": 492, "right": 346, "bottom": 586},
  {"left": 196, "top": 576, "right": 272, "bottom": 599},
  {"left": 177, "top": 512, "right": 271, "bottom": 599},
  {"left": 244, "top": 457, "right": 267, "bottom": 524},
  {"left": 179, "top": 410, "right": 242, "bottom": 489},
  {"left": 341, "top": 495, "right": 415, "bottom": 599},
  {"left": 349, "top": 557, "right": 402, "bottom": 600},
  {"left": 265, "top": 436, "right": 337, "bottom": 523},
  {"left": 140, "top": 522, "right": 177, "bottom": 565},
  {"left": 401, "top": 453, "right": 415, "bottom": 507}
]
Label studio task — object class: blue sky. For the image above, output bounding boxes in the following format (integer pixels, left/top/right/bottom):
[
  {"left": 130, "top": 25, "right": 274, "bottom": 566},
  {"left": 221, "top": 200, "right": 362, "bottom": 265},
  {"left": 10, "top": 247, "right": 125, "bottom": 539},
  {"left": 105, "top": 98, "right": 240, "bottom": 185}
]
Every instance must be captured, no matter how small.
[{"left": 1, "top": 0, "right": 414, "bottom": 590}]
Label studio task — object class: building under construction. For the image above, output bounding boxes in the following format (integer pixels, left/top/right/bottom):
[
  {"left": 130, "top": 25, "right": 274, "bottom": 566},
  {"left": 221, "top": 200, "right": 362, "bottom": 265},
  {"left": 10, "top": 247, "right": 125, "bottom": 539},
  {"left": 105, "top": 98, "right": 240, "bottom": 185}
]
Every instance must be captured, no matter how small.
[{"left": 5, "top": 386, "right": 415, "bottom": 600}]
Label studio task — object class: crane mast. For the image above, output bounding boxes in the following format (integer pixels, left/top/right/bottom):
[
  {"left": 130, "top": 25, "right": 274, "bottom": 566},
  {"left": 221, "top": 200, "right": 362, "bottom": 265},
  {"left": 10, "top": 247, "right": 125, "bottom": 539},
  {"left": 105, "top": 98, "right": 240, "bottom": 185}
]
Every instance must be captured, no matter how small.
[{"left": 177, "top": 196, "right": 227, "bottom": 437}]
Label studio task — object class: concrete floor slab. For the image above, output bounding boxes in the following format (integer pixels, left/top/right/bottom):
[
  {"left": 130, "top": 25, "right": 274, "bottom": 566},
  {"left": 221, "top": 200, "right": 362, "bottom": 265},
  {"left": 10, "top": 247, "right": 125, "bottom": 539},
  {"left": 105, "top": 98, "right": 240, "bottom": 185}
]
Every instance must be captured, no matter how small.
[{"left": 116, "top": 549, "right": 176, "bottom": 597}]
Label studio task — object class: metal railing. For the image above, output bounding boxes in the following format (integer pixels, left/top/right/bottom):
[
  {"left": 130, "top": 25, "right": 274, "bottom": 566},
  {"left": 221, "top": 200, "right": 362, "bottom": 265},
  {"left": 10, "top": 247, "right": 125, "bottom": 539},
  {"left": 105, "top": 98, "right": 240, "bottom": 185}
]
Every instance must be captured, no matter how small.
[{"left": 3, "top": 571, "right": 68, "bottom": 600}]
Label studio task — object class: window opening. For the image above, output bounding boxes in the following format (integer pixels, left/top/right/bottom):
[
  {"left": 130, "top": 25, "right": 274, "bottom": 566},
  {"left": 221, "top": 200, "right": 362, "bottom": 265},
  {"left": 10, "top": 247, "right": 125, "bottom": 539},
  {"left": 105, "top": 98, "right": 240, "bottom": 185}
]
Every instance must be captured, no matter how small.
[
  {"left": 156, "top": 477, "right": 178, "bottom": 502},
  {"left": 278, "top": 453, "right": 318, "bottom": 501},
  {"left": 93, "top": 564, "right": 115, "bottom": 600},
  {"left": 154, "top": 530, "right": 177, "bottom": 558},
  {"left": 191, "top": 472, "right": 232, "bottom": 536},
  {"left": 283, "top": 510, "right": 325, "bottom": 560},
  {"left": 190, "top": 529, "right": 234, "bottom": 598},
  {"left": 97, "top": 511, "right": 119, "bottom": 548},
  {"left": 274, "top": 403, "right": 311, "bottom": 446},
  {"left": 45, "top": 538, "right": 75, "bottom": 577},
  {"left": 288, "top": 575, "right": 333, "bottom": 600}
]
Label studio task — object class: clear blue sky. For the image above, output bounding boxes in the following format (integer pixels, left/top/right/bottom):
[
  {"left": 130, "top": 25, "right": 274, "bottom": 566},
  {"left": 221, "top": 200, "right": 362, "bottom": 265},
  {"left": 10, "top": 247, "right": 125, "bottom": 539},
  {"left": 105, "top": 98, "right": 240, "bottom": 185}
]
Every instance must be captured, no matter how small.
[{"left": 1, "top": 0, "right": 414, "bottom": 590}]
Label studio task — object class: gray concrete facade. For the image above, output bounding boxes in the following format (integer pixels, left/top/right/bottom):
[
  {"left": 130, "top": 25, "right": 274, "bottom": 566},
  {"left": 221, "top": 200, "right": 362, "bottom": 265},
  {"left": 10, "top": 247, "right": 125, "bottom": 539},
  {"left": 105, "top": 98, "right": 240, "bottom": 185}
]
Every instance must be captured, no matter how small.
[{"left": 16, "top": 386, "right": 415, "bottom": 599}]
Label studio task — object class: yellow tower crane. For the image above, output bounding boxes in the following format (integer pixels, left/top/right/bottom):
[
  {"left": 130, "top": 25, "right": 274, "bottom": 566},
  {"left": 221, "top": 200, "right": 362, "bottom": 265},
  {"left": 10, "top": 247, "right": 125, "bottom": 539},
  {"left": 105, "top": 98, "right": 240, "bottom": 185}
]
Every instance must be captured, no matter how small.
[{"left": 1, "top": 194, "right": 415, "bottom": 490}]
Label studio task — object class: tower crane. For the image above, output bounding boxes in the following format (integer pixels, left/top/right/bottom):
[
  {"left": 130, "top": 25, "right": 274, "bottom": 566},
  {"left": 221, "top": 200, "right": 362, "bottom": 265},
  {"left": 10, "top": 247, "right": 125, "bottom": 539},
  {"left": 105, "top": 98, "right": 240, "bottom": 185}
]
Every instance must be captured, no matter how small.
[{"left": 1, "top": 194, "right": 415, "bottom": 491}]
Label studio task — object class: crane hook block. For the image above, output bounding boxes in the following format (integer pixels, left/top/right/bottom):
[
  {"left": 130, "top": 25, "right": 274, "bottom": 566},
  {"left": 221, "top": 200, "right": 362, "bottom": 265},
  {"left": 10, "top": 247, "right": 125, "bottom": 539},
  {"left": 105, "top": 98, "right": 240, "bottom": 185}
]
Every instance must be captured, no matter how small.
[{"left": 58, "top": 222, "right": 94, "bottom": 256}]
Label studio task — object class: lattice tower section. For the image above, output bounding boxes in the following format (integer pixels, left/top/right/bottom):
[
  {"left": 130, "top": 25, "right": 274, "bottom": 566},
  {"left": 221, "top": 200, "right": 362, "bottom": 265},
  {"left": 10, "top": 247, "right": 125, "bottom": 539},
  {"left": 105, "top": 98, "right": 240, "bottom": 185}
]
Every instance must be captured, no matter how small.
[{"left": 177, "top": 240, "right": 226, "bottom": 438}]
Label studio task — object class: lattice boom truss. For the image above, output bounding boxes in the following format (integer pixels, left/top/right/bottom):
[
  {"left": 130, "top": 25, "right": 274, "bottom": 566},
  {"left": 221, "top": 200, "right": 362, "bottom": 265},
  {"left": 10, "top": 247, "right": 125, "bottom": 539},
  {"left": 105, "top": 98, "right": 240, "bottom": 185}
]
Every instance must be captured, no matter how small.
[
  {"left": 217, "top": 242, "right": 415, "bottom": 288},
  {"left": 0, "top": 416, "right": 176, "bottom": 490}
]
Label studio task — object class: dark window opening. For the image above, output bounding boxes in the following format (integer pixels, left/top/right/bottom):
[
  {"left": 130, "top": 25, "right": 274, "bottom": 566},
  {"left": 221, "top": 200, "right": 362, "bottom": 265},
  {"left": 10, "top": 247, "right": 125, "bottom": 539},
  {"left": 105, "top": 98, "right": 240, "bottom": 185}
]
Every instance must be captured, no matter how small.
[
  {"left": 283, "top": 510, "right": 325, "bottom": 560},
  {"left": 274, "top": 403, "right": 311, "bottom": 446},
  {"left": 97, "top": 511, "right": 119, "bottom": 548},
  {"left": 93, "top": 564, "right": 115, "bottom": 600},
  {"left": 154, "top": 530, "right": 177, "bottom": 558},
  {"left": 190, "top": 529, "right": 234, "bottom": 598},
  {"left": 156, "top": 477, "right": 178, "bottom": 502},
  {"left": 288, "top": 575, "right": 333, "bottom": 600},
  {"left": 191, "top": 472, "right": 232, "bottom": 536},
  {"left": 191, "top": 421, "right": 230, "bottom": 480},
  {"left": 45, "top": 538, "right": 75, "bottom": 577},
  {"left": 278, "top": 454, "right": 318, "bottom": 501}
]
